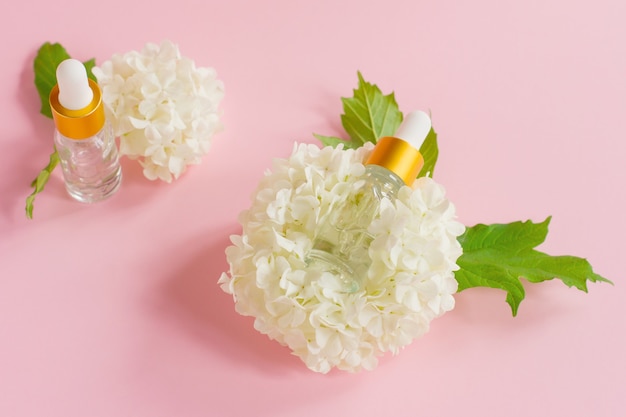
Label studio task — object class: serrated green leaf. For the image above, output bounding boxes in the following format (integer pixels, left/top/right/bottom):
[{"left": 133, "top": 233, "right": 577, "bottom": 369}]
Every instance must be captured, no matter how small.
[
  {"left": 25, "top": 149, "right": 59, "bottom": 219},
  {"left": 458, "top": 217, "right": 552, "bottom": 252},
  {"left": 33, "top": 42, "right": 96, "bottom": 118},
  {"left": 418, "top": 127, "right": 438, "bottom": 177},
  {"left": 341, "top": 72, "right": 403, "bottom": 145},
  {"left": 314, "top": 72, "right": 440, "bottom": 179},
  {"left": 455, "top": 217, "right": 612, "bottom": 315},
  {"left": 313, "top": 72, "right": 403, "bottom": 149}
]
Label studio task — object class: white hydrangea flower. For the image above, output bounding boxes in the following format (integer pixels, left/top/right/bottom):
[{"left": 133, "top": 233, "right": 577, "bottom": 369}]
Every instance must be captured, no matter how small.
[
  {"left": 219, "top": 143, "right": 464, "bottom": 373},
  {"left": 93, "top": 41, "right": 224, "bottom": 182}
]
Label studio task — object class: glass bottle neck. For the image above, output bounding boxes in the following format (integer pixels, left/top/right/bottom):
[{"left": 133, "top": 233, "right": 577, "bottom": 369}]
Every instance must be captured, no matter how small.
[{"left": 364, "top": 164, "right": 406, "bottom": 201}]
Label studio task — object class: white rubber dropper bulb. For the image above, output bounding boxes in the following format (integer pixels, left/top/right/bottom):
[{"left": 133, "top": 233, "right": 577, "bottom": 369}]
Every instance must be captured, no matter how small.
[
  {"left": 56, "top": 59, "right": 93, "bottom": 111},
  {"left": 394, "top": 110, "right": 432, "bottom": 150}
]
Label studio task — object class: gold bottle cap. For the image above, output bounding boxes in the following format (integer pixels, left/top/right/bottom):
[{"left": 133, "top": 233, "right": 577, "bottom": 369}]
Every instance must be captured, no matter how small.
[
  {"left": 365, "top": 136, "right": 424, "bottom": 186},
  {"left": 50, "top": 79, "right": 105, "bottom": 140},
  {"left": 365, "top": 111, "right": 431, "bottom": 186}
]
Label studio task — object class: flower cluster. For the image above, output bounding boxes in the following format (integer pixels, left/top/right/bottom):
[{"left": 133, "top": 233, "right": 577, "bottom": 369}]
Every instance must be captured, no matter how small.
[
  {"left": 219, "top": 143, "right": 464, "bottom": 373},
  {"left": 93, "top": 41, "right": 224, "bottom": 182}
]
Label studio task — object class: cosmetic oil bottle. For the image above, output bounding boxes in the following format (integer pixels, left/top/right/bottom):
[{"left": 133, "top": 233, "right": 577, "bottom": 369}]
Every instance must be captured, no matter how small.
[
  {"left": 50, "top": 59, "right": 122, "bottom": 203},
  {"left": 307, "top": 111, "right": 431, "bottom": 292}
]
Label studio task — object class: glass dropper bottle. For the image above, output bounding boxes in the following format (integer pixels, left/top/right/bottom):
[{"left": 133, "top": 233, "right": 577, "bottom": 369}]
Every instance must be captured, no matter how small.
[
  {"left": 306, "top": 111, "right": 432, "bottom": 292},
  {"left": 50, "top": 59, "right": 122, "bottom": 203}
]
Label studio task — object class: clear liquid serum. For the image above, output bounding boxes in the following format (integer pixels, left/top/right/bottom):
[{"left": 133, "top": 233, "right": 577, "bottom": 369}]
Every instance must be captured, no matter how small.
[
  {"left": 307, "top": 111, "right": 432, "bottom": 292},
  {"left": 50, "top": 59, "right": 122, "bottom": 203}
]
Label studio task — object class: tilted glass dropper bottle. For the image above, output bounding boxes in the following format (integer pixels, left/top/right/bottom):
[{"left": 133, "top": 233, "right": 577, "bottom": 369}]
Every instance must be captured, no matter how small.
[{"left": 306, "top": 110, "right": 432, "bottom": 292}]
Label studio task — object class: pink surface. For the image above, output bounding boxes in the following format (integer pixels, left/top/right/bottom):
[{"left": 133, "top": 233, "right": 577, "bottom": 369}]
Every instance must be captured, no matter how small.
[{"left": 1, "top": 0, "right": 624, "bottom": 416}]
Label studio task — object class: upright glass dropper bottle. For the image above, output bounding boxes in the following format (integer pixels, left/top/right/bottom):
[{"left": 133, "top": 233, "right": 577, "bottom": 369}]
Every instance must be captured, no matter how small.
[
  {"left": 50, "top": 59, "right": 122, "bottom": 203},
  {"left": 307, "top": 110, "right": 432, "bottom": 292}
]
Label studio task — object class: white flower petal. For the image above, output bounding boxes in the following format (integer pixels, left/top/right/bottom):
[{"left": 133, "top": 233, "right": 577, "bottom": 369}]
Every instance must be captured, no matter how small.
[
  {"left": 220, "top": 143, "right": 464, "bottom": 373},
  {"left": 94, "top": 41, "right": 224, "bottom": 182}
]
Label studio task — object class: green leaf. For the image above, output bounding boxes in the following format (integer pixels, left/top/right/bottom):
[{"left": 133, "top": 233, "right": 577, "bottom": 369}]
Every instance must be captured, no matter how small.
[
  {"left": 34, "top": 42, "right": 71, "bottom": 118},
  {"left": 314, "top": 134, "right": 352, "bottom": 148},
  {"left": 341, "top": 72, "right": 403, "bottom": 146},
  {"left": 25, "top": 149, "right": 60, "bottom": 219},
  {"left": 418, "top": 126, "right": 438, "bottom": 177},
  {"left": 314, "top": 72, "right": 439, "bottom": 178},
  {"left": 83, "top": 58, "right": 97, "bottom": 82},
  {"left": 455, "top": 217, "right": 612, "bottom": 316},
  {"left": 314, "top": 71, "right": 403, "bottom": 150},
  {"left": 33, "top": 42, "right": 96, "bottom": 118}
]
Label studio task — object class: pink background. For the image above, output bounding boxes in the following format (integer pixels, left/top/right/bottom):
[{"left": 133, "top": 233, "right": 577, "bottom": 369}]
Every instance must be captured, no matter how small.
[{"left": 1, "top": 0, "right": 624, "bottom": 416}]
